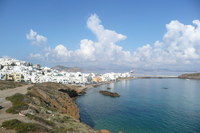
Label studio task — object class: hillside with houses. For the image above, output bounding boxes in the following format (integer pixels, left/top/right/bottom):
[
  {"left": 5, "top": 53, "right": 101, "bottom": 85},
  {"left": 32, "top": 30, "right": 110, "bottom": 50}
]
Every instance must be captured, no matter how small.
[{"left": 0, "top": 58, "right": 132, "bottom": 84}]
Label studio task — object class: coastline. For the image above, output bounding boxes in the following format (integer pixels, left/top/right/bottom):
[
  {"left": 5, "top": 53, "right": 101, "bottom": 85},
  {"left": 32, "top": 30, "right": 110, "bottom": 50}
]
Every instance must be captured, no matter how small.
[
  {"left": 0, "top": 76, "right": 182, "bottom": 133},
  {"left": 75, "top": 78, "right": 200, "bottom": 133},
  {"left": 78, "top": 75, "right": 178, "bottom": 91},
  {"left": 75, "top": 76, "right": 180, "bottom": 131},
  {"left": 80, "top": 77, "right": 136, "bottom": 91}
]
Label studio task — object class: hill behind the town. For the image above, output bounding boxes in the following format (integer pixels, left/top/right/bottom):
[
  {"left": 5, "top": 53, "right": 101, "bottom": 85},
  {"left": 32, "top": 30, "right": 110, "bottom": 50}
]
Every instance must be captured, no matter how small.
[{"left": 52, "top": 65, "right": 84, "bottom": 72}]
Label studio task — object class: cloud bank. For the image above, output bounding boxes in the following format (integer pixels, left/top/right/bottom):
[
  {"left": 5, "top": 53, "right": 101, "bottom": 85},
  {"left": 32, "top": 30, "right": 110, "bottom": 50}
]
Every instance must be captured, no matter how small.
[
  {"left": 29, "top": 14, "right": 200, "bottom": 70},
  {"left": 26, "top": 29, "right": 47, "bottom": 46}
]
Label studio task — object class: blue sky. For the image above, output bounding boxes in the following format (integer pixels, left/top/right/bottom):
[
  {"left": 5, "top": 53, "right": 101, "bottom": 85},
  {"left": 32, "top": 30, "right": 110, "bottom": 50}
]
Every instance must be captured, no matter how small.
[{"left": 0, "top": 0, "right": 200, "bottom": 71}]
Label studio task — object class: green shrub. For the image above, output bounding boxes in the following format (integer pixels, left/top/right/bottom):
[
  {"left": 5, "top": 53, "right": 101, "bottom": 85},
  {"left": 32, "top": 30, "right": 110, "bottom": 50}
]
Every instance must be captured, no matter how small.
[
  {"left": 6, "top": 103, "right": 29, "bottom": 114},
  {"left": 27, "top": 87, "right": 32, "bottom": 90},
  {"left": 6, "top": 93, "right": 32, "bottom": 104},
  {"left": 62, "top": 116, "right": 71, "bottom": 121},
  {"left": 1, "top": 119, "right": 37, "bottom": 133},
  {"left": 5, "top": 93, "right": 32, "bottom": 114}
]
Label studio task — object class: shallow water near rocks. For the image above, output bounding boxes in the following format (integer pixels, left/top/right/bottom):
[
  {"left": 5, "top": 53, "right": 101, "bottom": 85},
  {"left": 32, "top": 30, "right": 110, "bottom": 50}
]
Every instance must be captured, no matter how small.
[{"left": 76, "top": 78, "right": 200, "bottom": 133}]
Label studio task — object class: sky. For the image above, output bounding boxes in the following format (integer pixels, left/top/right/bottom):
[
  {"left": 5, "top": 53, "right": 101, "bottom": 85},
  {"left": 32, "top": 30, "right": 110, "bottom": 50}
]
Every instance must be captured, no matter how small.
[{"left": 0, "top": 0, "right": 200, "bottom": 71}]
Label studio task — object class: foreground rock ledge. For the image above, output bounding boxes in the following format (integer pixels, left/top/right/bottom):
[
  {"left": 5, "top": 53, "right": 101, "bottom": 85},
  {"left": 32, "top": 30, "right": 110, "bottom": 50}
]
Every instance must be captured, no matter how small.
[
  {"left": 1, "top": 82, "right": 121, "bottom": 133},
  {"left": 99, "top": 90, "right": 120, "bottom": 97}
]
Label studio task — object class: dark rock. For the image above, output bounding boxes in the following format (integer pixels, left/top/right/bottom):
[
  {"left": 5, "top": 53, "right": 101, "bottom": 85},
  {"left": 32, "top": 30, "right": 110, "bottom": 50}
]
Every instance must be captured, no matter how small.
[
  {"left": 58, "top": 88, "right": 86, "bottom": 97},
  {"left": 100, "top": 130, "right": 112, "bottom": 133},
  {"left": 93, "top": 85, "right": 99, "bottom": 88},
  {"left": 99, "top": 90, "right": 120, "bottom": 97}
]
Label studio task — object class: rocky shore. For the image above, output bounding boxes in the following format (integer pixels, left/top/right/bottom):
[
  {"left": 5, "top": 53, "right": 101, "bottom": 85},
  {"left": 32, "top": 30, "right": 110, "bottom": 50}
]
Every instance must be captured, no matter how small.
[{"left": 1, "top": 82, "right": 123, "bottom": 133}]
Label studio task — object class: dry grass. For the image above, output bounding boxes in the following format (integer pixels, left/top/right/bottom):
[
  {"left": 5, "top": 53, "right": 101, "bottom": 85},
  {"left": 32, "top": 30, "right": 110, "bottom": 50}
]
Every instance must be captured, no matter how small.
[
  {"left": 5, "top": 93, "right": 32, "bottom": 114},
  {"left": 0, "top": 80, "right": 28, "bottom": 90},
  {"left": 1, "top": 119, "right": 49, "bottom": 133}
]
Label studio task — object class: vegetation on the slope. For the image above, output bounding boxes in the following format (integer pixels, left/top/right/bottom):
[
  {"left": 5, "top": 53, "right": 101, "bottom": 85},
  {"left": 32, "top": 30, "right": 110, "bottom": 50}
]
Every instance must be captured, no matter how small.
[
  {"left": 1, "top": 119, "right": 39, "bottom": 133},
  {"left": 0, "top": 80, "right": 27, "bottom": 90},
  {"left": 49, "top": 113, "right": 94, "bottom": 133},
  {"left": 3, "top": 82, "right": 99, "bottom": 133},
  {"left": 26, "top": 113, "right": 54, "bottom": 126},
  {"left": 5, "top": 93, "right": 32, "bottom": 114}
]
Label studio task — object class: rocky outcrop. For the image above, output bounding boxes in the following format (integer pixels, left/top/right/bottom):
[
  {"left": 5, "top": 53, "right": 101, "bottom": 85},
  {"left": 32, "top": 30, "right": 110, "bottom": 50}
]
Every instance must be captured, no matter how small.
[
  {"left": 58, "top": 86, "right": 86, "bottom": 97},
  {"left": 3, "top": 82, "right": 122, "bottom": 133},
  {"left": 99, "top": 90, "right": 120, "bottom": 97},
  {"left": 30, "top": 82, "right": 80, "bottom": 119},
  {"left": 100, "top": 130, "right": 112, "bottom": 133},
  {"left": 178, "top": 73, "right": 200, "bottom": 79},
  {"left": 100, "top": 130, "right": 123, "bottom": 133}
]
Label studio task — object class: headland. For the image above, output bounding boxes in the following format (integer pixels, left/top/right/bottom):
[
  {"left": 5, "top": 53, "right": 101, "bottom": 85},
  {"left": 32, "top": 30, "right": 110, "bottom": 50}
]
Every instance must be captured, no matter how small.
[{"left": 0, "top": 81, "right": 122, "bottom": 133}]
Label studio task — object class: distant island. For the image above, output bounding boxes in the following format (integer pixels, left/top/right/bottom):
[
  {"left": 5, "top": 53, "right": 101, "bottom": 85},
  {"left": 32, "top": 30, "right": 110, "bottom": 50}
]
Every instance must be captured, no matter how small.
[
  {"left": 52, "top": 65, "right": 84, "bottom": 72},
  {"left": 178, "top": 72, "right": 200, "bottom": 79}
]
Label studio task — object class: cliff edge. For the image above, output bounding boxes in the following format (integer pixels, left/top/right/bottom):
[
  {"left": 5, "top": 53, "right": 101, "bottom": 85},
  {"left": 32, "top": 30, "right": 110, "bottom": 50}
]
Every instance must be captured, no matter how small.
[
  {"left": 29, "top": 82, "right": 80, "bottom": 119},
  {"left": 1, "top": 82, "right": 113, "bottom": 133}
]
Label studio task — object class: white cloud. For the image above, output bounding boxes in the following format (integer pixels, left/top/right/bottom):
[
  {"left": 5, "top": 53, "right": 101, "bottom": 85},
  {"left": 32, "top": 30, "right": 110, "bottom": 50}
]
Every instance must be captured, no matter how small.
[
  {"left": 184, "top": 47, "right": 199, "bottom": 59},
  {"left": 163, "top": 20, "right": 200, "bottom": 61},
  {"left": 26, "top": 29, "right": 47, "bottom": 46},
  {"left": 30, "top": 14, "right": 131, "bottom": 65},
  {"left": 87, "top": 14, "right": 127, "bottom": 43},
  {"left": 29, "top": 14, "right": 200, "bottom": 70}
]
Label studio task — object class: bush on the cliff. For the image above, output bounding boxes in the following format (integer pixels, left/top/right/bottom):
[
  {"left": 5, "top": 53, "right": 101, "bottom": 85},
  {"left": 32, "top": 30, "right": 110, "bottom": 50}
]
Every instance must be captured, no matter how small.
[
  {"left": 5, "top": 93, "right": 32, "bottom": 114},
  {"left": 1, "top": 119, "right": 37, "bottom": 133}
]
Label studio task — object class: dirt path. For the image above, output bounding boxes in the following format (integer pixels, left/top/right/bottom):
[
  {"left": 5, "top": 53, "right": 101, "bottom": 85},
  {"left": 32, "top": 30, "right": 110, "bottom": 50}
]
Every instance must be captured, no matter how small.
[{"left": 0, "top": 84, "right": 33, "bottom": 133}]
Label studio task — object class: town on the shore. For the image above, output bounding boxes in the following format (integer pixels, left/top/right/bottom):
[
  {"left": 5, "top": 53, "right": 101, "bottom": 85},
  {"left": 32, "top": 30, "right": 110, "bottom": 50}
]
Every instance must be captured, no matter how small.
[{"left": 0, "top": 58, "right": 133, "bottom": 84}]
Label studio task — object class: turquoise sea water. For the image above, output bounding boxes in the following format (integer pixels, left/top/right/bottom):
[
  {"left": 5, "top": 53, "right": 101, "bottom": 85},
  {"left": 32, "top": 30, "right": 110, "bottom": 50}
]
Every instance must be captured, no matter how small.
[{"left": 75, "top": 78, "right": 200, "bottom": 133}]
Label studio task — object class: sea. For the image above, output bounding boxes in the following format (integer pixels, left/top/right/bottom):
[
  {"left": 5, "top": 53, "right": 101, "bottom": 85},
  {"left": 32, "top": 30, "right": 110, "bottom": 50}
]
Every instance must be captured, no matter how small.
[{"left": 75, "top": 77, "right": 200, "bottom": 133}]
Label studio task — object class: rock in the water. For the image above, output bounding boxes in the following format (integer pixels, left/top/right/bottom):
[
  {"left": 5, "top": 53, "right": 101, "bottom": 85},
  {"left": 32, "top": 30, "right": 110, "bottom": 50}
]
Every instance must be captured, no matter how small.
[
  {"left": 100, "top": 129, "right": 112, "bottom": 133},
  {"left": 99, "top": 90, "right": 120, "bottom": 97}
]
